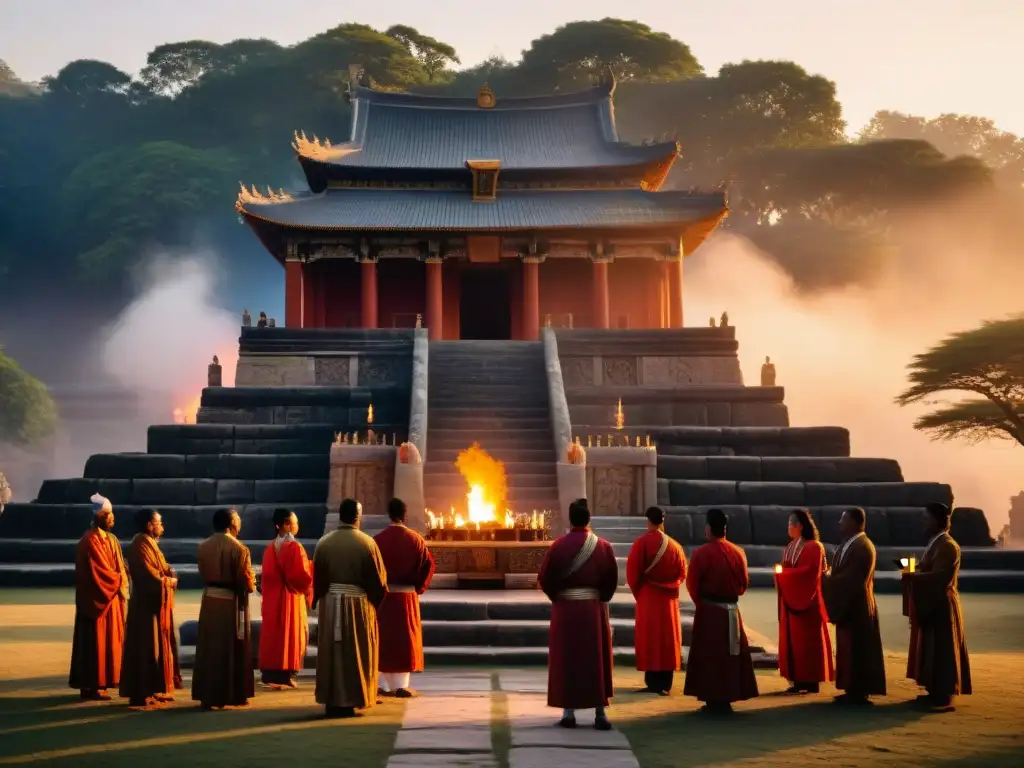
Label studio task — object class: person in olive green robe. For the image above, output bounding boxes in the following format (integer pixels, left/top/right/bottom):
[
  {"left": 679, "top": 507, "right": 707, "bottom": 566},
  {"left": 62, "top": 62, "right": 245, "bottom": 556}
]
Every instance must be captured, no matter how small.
[
  {"left": 312, "top": 498, "right": 388, "bottom": 718},
  {"left": 192, "top": 508, "right": 256, "bottom": 709},
  {"left": 903, "top": 503, "right": 972, "bottom": 711}
]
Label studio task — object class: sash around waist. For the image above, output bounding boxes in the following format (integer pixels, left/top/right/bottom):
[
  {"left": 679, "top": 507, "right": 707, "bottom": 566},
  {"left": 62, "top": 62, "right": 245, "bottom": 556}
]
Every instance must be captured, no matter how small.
[
  {"left": 558, "top": 587, "right": 600, "bottom": 601},
  {"left": 328, "top": 583, "right": 367, "bottom": 598},
  {"left": 204, "top": 586, "right": 236, "bottom": 600},
  {"left": 389, "top": 585, "right": 416, "bottom": 594}
]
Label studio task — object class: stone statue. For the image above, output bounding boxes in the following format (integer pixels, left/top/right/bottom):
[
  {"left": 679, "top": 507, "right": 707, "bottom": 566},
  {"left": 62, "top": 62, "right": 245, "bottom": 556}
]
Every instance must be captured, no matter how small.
[
  {"left": 1009, "top": 492, "right": 1024, "bottom": 543},
  {"left": 709, "top": 316, "right": 716, "bottom": 327},
  {"left": 0, "top": 472, "right": 11, "bottom": 513},
  {"left": 761, "top": 356, "right": 776, "bottom": 387},
  {"left": 415, "top": 314, "right": 422, "bottom": 329},
  {"left": 208, "top": 355, "right": 223, "bottom": 387},
  {"left": 257, "top": 311, "right": 268, "bottom": 328},
  {"left": 268, "top": 317, "right": 276, "bottom": 328},
  {"left": 242, "top": 308, "right": 251, "bottom": 327},
  {"left": 720, "top": 311, "right": 730, "bottom": 328}
]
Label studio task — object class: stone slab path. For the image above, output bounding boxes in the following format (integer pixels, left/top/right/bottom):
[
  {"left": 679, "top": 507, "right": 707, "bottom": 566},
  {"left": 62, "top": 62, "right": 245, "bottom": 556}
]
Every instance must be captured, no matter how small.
[{"left": 385, "top": 670, "right": 639, "bottom": 768}]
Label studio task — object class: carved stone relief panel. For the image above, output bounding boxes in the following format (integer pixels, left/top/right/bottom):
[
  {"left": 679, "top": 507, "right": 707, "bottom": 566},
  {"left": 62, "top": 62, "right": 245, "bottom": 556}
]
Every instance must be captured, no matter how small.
[
  {"left": 703, "top": 357, "right": 744, "bottom": 385},
  {"left": 315, "top": 357, "right": 351, "bottom": 385},
  {"left": 235, "top": 356, "right": 315, "bottom": 386},
  {"left": 458, "top": 547, "right": 497, "bottom": 572},
  {"left": 641, "top": 356, "right": 700, "bottom": 385},
  {"left": 602, "top": 357, "right": 639, "bottom": 387},
  {"left": 358, "top": 356, "right": 400, "bottom": 386},
  {"left": 508, "top": 546, "right": 549, "bottom": 573},
  {"left": 352, "top": 463, "right": 392, "bottom": 517},
  {"left": 590, "top": 465, "right": 637, "bottom": 516},
  {"left": 561, "top": 356, "right": 595, "bottom": 387},
  {"left": 431, "top": 547, "right": 459, "bottom": 573}
]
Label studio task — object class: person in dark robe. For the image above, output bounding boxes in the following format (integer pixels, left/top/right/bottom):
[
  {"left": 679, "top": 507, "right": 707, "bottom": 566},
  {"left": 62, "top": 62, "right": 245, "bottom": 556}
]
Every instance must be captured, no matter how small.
[
  {"left": 313, "top": 498, "right": 388, "bottom": 718},
  {"left": 70, "top": 493, "right": 128, "bottom": 700},
  {"left": 903, "top": 502, "right": 972, "bottom": 711},
  {"left": 626, "top": 506, "right": 687, "bottom": 695},
  {"left": 192, "top": 508, "right": 256, "bottom": 709},
  {"left": 374, "top": 498, "right": 435, "bottom": 698},
  {"left": 775, "top": 508, "right": 834, "bottom": 694},
  {"left": 822, "top": 507, "right": 887, "bottom": 705},
  {"left": 259, "top": 508, "right": 313, "bottom": 689},
  {"left": 683, "top": 508, "right": 759, "bottom": 714},
  {"left": 538, "top": 498, "right": 619, "bottom": 731},
  {"left": 120, "top": 509, "right": 181, "bottom": 708}
]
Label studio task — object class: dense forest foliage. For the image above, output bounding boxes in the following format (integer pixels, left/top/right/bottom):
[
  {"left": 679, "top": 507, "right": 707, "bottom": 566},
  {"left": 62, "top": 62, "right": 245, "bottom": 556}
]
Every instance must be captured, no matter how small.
[{"left": 1, "top": 19, "right": 1022, "bottom": 340}]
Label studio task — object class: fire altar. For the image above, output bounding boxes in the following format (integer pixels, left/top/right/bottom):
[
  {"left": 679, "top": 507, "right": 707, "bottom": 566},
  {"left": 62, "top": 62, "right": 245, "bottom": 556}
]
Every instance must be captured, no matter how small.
[{"left": 425, "top": 444, "right": 552, "bottom": 588}]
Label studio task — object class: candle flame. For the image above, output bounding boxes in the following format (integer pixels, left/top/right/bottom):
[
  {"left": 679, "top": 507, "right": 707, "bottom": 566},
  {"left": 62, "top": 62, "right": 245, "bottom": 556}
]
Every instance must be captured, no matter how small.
[
  {"left": 774, "top": 564, "right": 783, "bottom": 574},
  {"left": 367, "top": 404, "right": 374, "bottom": 424}
]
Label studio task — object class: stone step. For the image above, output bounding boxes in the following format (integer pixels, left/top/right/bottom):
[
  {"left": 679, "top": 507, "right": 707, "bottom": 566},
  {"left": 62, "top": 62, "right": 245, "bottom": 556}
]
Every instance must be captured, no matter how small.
[
  {"left": 427, "top": 448, "right": 556, "bottom": 464},
  {"left": 428, "top": 415, "right": 552, "bottom": 431},
  {"left": 427, "top": 430, "right": 555, "bottom": 451},
  {"left": 658, "top": 455, "right": 904, "bottom": 483},
  {"left": 428, "top": 373, "right": 545, "bottom": 384},
  {"left": 424, "top": 461, "right": 553, "bottom": 476}
]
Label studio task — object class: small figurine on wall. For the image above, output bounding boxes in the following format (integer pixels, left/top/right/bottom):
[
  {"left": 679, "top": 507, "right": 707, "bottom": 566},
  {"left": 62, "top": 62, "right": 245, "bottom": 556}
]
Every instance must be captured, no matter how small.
[
  {"left": 720, "top": 311, "right": 729, "bottom": 328},
  {"left": 761, "top": 356, "right": 777, "bottom": 387},
  {"left": 709, "top": 316, "right": 716, "bottom": 327},
  {"left": 208, "top": 355, "right": 223, "bottom": 387},
  {"left": 242, "top": 308, "right": 252, "bottom": 327},
  {"left": 257, "top": 311, "right": 268, "bottom": 328}
]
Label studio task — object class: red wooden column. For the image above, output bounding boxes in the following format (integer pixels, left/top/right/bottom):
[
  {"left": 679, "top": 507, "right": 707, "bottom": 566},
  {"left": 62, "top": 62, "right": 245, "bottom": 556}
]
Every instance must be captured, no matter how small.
[
  {"left": 667, "top": 257, "right": 683, "bottom": 328},
  {"left": 590, "top": 257, "right": 611, "bottom": 329},
  {"left": 521, "top": 256, "right": 542, "bottom": 341},
  {"left": 285, "top": 259, "right": 304, "bottom": 328},
  {"left": 360, "top": 257, "right": 379, "bottom": 329},
  {"left": 425, "top": 256, "right": 444, "bottom": 340}
]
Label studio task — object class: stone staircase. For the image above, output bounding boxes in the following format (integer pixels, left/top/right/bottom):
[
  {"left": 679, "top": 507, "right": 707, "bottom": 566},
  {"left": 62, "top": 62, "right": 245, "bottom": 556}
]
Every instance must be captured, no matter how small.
[{"left": 423, "top": 341, "right": 560, "bottom": 515}]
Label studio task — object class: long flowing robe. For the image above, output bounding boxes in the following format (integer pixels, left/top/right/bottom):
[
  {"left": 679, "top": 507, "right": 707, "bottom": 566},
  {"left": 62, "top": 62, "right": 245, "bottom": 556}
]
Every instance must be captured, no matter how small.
[
  {"left": 776, "top": 538, "right": 835, "bottom": 685},
  {"left": 374, "top": 524, "right": 435, "bottom": 674},
  {"left": 683, "top": 538, "right": 759, "bottom": 704},
  {"left": 70, "top": 526, "right": 128, "bottom": 692},
  {"left": 822, "top": 533, "right": 887, "bottom": 696},
  {"left": 312, "top": 524, "right": 388, "bottom": 709},
  {"left": 259, "top": 535, "right": 313, "bottom": 677},
  {"left": 626, "top": 529, "right": 687, "bottom": 673},
  {"left": 903, "top": 532, "right": 972, "bottom": 698},
  {"left": 191, "top": 533, "right": 256, "bottom": 707},
  {"left": 120, "top": 534, "right": 182, "bottom": 701},
  {"left": 538, "top": 527, "right": 619, "bottom": 710}
]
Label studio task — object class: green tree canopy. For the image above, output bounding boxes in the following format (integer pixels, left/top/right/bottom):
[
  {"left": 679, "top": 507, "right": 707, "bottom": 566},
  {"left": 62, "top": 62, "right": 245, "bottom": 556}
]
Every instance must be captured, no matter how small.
[
  {"left": 519, "top": 18, "right": 702, "bottom": 91},
  {"left": 43, "top": 59, "right": 133, "bottom": 105},
  {"left": 0, "top": 350, "right": 58, "bottom": 447},
  {"left": 385, "top": 25, "right": 460, "bottom": 82},
  {"left": 896, "top": 316, "right": 1024, "bottom": 447}
]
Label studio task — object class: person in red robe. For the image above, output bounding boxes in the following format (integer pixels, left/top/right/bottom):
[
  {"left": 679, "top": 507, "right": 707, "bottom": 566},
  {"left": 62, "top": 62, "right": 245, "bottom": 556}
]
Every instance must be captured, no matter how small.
[
  {"left": 69, "top": 493, "right": 128, "bottom": 700},
  {"left": 374, "top": 498, "right": 436, "bottom": 698},
  {"left": 683, "top": 508, "right": 759, "bottom": 714},
  {"left": 259, "top": 508, "right": 313, "bottom": 689},
  {"left": 774, "top": 508, "right": 834, "bottom": 694},
  {"left": 626, "top": 506, "right": 687, "bottom": 695},
  {"left": 538, "top": 498, "right": 619, "bottom": 731}
]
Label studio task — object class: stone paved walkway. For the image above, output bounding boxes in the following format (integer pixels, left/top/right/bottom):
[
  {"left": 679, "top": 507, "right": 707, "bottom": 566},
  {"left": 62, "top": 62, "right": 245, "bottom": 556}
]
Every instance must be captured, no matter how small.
[{"left": 385, "top": 671, "right": 639, "bottom": 768}]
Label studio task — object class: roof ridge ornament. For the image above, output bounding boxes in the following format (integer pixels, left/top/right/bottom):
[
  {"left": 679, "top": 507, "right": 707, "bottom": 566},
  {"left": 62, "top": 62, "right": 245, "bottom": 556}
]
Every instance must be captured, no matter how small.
[
  {"left": 292, "top": 129, "right": 343, "bottom": 161},
  {"left": 237, "top": 182, "right": 294, "bottom": 206},
  {"left": 477, "top": 82, "right": 496, "bottom": 109}
]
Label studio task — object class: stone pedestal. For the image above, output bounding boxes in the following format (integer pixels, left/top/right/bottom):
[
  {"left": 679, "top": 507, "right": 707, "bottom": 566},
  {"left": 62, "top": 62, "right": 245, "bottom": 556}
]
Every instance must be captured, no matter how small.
[
  {"left": 583, "top": 446, "right": 658, "bottom": 516},
  {"left": 325, "top": 444, "right": 397, "bottom": 533}
]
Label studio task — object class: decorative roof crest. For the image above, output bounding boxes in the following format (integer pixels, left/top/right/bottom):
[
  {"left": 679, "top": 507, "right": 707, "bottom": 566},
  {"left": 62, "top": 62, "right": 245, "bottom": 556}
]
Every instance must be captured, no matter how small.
[
  {"left": 237, "top": 182, "right": 294, "bottom": 206},
  {"left": 477, "top": 82, "right": 496, "bottom": 109},
  {"left": 292, "top": 130, "right": 342, "bottom": 161}
]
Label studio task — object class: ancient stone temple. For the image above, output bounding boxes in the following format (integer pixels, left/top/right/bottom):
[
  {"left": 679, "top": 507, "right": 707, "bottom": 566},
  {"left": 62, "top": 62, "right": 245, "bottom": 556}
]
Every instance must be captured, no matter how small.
[
  {"left": 1, "top": 74, "right": 1015, "bottom": 670},
  {"left": 235, "top": 71, "right": 725, "bottom": 339}
]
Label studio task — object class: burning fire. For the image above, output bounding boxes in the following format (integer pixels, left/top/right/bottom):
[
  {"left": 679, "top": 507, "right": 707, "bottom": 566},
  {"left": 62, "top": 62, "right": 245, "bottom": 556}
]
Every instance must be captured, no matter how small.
[
  {"left": 455, "top": 443, "right": 507, "bottom": 524},
  {"left": 173, "top": 394, "right": 201, "bottom": 424}
]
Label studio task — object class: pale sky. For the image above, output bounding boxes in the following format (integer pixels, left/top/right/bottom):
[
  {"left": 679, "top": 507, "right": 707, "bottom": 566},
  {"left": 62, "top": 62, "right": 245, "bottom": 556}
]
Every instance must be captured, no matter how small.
[{"left": 1, "top": 0, "right": 1023, "bottom": 136}]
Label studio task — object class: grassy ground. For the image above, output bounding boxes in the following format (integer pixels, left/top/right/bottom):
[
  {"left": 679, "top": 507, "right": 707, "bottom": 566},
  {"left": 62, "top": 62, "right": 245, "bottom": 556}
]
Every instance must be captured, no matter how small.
[{"left": 2, "top": 589, "right": 1023, "bottom": 767}]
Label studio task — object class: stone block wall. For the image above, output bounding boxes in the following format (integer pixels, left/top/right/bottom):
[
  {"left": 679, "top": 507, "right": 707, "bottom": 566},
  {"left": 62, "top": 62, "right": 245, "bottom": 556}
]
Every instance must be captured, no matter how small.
[{"left": 568, "top": 386, "right": 789, "bottom": 429}]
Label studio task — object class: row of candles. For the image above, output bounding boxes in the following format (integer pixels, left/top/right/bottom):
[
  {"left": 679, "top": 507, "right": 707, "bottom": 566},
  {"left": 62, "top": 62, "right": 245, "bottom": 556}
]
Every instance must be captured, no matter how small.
[
  {"left": 576, "top": 434, "right": 656, "bottom": 449},
  {"left": 425, "top": 508, "right": 547, "bottom": 531},
  {"left": 334, "top": 430, "right": 397, "bottom": 446}
]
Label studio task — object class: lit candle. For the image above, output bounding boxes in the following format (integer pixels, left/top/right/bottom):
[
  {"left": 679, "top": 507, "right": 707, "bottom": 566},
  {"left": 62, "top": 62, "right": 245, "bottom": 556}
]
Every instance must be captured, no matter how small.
[
  {"left": 539, "top": 512, "right": 545, "bottom": 530},
  {"left": 901, "top": 557, "right": 916, "bottom": 573},
  {"left": 774, "top": 564, "right": 783, "bottom": 574},
  {"left": 615, "top": 398, "right": 624, "bottom": 430},
  {"left": 367, "top": 404, "right": 374, "bottom": 425}
]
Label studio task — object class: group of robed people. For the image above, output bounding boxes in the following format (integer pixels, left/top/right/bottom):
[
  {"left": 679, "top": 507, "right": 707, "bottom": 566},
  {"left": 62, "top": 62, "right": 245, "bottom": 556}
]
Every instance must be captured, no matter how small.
[
  {"left": 70, "top": 494, "right": 435, "bottom": 716},
  {"left": 542, "top": 499, "right": 972, "bottom": 729},
  {"left": 71, "top": 491, "right": 972, "bottom": 722}
]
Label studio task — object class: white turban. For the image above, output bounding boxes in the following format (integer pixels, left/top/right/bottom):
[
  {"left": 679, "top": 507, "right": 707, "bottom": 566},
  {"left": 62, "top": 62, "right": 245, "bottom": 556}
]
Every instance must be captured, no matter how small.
[{"left": 90, "top": 493, "right": 112, "bottom": 514}]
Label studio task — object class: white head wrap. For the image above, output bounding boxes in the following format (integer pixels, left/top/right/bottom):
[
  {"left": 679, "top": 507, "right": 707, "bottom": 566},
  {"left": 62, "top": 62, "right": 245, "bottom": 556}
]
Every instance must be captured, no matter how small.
[{"left": 90, "top": 493, "right": 112, "bottom": 514}]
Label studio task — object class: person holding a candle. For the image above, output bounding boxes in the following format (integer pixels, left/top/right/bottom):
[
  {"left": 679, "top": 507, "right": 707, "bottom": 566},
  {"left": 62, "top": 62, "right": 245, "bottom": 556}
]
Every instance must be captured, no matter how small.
[
  {"left": 626, "top": 506, "right": 687, "bottom": 696},
  {"left": 774, "top": 508, "right": 834, "bottom": 695},
  {"left": 903, "top": 502, "right": 972, "bottom": 711},
  {"left": 538, "top": 498, "right": 619, "bottom": 730},
  {"left": 821, "top": 507, "right": 887, "bottom": 705},
  {"left": 683, "top": 508, "right": 759, "bottom": 714},
  {"left": 374, "top": 498, "right": 436, "bottom": 699}
]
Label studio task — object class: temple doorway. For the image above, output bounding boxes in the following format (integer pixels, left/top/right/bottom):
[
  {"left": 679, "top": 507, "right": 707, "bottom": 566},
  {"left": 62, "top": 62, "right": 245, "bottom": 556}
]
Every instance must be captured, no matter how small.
[{"left": 459, "top": 265, "right": 513, "bottom": 340}]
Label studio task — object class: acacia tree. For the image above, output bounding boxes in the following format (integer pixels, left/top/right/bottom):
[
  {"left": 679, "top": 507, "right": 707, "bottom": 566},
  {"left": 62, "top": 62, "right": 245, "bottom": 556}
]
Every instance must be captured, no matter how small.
[
  {"left": 385, "top": 25, "right": 460, "bottom": 82},
  {"left": 896, "top": 316, "right": 1024, "bottom": 447}
]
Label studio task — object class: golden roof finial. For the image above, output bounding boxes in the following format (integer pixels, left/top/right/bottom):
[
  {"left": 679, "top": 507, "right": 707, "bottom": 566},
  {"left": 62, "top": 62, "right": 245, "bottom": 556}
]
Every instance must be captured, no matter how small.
[
  {"left": 477, "top": 82, "right": 496, "bottom": 109},
  {"left": 292, "top": 128, "right": 351, "bottom": 162},
  {"left": 237, "top": 182, "right": 295, "bottom": 206}
]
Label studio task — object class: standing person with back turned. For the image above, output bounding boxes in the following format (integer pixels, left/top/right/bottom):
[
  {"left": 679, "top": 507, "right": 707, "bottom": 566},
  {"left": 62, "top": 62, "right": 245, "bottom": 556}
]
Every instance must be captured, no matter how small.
[
  {"left": 903, "top": 502, "right": 972, "bottom": 711},
  {"left": 821, "top": 506, "right": 886, "bottom": 705},
  {"left": 120, "top": 509, "right": 182, "bottom": 708},
  {"left": 70, "top": 493, "right": 128, "bottom": 701},
  {"left": 538, "top": 498, "right": 619, "bottom": 731},
  {"left": 626, "top": 506, "right": 687, "bottom": 695},
  {"left": 192, "top": 508, "right": 256, "bottom": 710},
  {"left": 312, "top": 498, "right": 388, "bottom": 718},
  {"left": 775, "top": 508, "right": 834, "bottom": 694},
  {"left": 374, "top": 498, "right": 436, "bottom": 698},
  {"left": 259, "top": 508, "right": 313, "bottom": 689},
  {"left": 684, "top": 508, "right": 759, "bottom": 714}
]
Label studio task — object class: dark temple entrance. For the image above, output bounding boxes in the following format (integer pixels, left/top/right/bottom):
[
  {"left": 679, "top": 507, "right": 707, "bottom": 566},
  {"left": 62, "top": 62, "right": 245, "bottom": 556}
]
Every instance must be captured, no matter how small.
[{"left": 459, "top": 265, "right": 513, "bottom": 340}]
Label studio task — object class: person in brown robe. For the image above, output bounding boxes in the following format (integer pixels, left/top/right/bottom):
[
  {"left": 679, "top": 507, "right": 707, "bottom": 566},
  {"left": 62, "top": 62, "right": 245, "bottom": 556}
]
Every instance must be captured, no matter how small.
[
  {"left": 70, "top": 493, "right": 128, "bottom": 700},
  {"left": 313, "top": 498, "right": 388, "bottom": 718},
  {"left": 538, "top": 498, "right": 619, "bottom": 731},
  {"left": 120, "top": 509, "right": 182, "bottom": 708},
  {"left": 683, "top": 508, "right": 759, "bottom": 714},
  {"left": 903, "top": 502, "right": 972, "bottom": 711},
  {"left": 822, "top": 507, "right": 887, "bottom": 705},
  {"left": 374, "top": 498, "right": 435, "bottom": 698},
  {"left": 192, "top": 508, "right": 256, "bottom": 709}
]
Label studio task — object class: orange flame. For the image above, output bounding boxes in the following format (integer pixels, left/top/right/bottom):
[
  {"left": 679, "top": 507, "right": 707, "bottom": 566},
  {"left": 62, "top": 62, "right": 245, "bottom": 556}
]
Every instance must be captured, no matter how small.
[{"left": 455, "top": 443, "right": 507, "bottom": 524}]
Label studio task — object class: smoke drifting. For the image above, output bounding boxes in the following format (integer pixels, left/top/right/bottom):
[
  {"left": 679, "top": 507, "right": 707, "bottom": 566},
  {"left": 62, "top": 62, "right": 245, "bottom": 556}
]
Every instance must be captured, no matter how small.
[
  {"left": 102, "top": 254, "right": 239, "bottom": 417},
  {"left": 686, "top": 218, "right": 1023, "bottom": 531}
]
